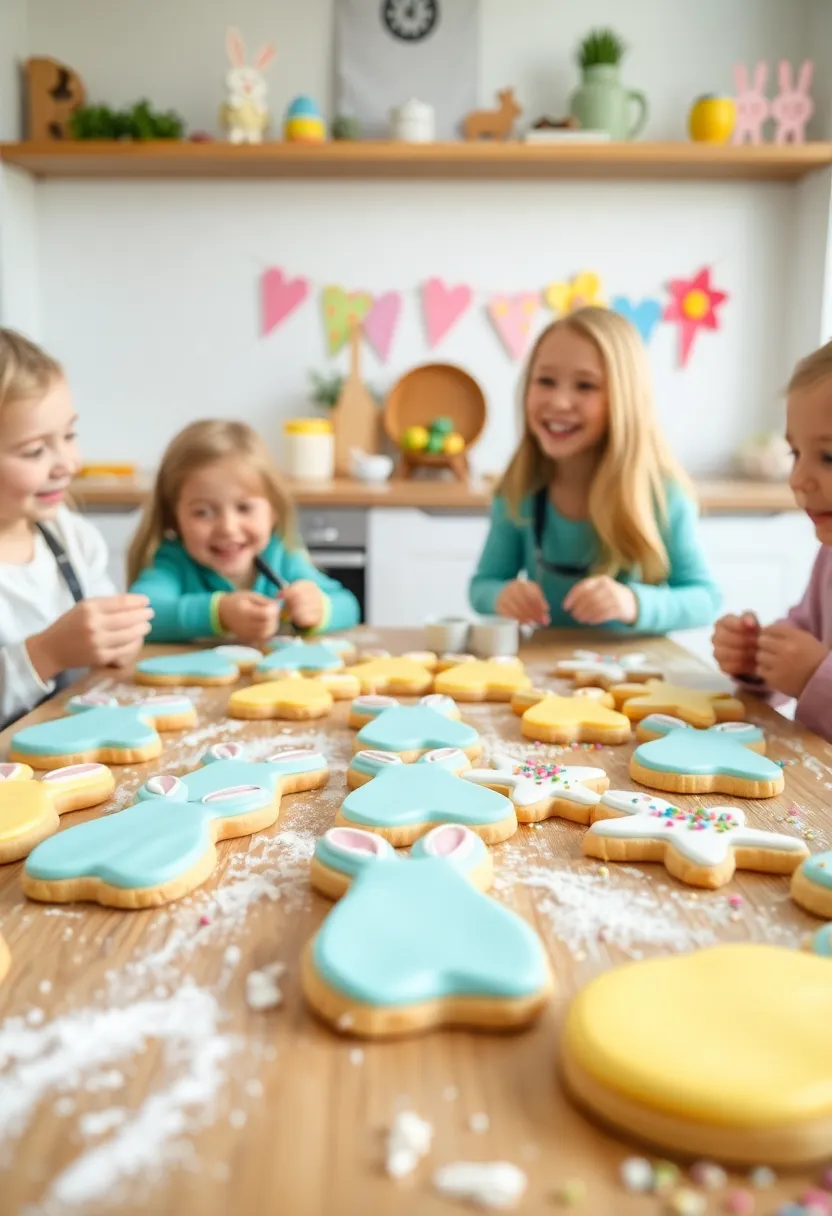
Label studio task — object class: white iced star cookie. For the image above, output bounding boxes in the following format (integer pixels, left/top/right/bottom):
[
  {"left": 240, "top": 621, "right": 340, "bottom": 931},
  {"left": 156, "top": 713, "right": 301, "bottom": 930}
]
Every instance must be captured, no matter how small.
[
  {"left": 584, "top": 790, "right": 809, "bottom": 889},
  {"left": 463, "top": 753, "right": 608, "bottom": 825},
  {"left": 554, "top": 650, "right": 662, "bottom": 690}
]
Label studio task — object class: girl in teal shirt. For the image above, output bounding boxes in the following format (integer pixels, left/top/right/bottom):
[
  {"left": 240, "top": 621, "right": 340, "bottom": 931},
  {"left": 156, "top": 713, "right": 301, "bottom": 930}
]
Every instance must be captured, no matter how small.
[
  {"left": 128, "top": 419, "right": 359, "bottom": 642},
  {"left": 470, "top": 307, "right": 720, "bottom": 635}
]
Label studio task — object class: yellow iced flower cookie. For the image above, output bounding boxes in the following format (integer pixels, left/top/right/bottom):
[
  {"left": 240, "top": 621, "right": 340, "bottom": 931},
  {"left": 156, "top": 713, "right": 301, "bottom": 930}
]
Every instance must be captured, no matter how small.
[
  {"left": 434, "top": 658, "right": 530, "bottom": 702},
  {"left": 346, "top": 657, "right": 434, "bottom": 696},
  {"left": 611, "top": 680, "right": 745, "bottom": 728},
  {"left": 0, "top": 761, "right": 114, "bottom": 863},
  {"left": 516, "top": 693, "right": 631, "bottom": 745},
  {"left": 228, "top": 678, "right": 333, "bottom": 721}
]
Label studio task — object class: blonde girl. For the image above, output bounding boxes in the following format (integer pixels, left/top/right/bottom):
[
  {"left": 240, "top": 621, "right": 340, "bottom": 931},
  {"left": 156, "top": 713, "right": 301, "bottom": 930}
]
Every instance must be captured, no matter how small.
[
  {"left": 128, "top": 419, "right": 359, "bottom": 642},
  {"left": 0, "top": 328, "right": 152, "bottom": 726},
  {"left": 469, "top": 307, "right": 720, "bottom": 633}
]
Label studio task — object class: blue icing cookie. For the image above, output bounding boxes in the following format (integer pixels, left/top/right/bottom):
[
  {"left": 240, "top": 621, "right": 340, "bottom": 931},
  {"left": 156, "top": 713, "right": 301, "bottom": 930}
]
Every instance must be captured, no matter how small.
[
  {"left": 811, "top": 924, "right": 832, "bottom": 957},
  {"left": 199, "top": 741, "right": 327, "bottom": 776},
  {"left": 800, "top": 850, "right": 832, "bottom": 892},
  {"left": 315, "top": 827, "right": 398, "bottom": 881},
  {"left": 135, "top": 649, "right": 247, "bottom": 683},
  {"left": 311, "top": 858, "right": 549, "bottom": 1006},
  {"left": 349, "top": 695, "right": 400, "bottom": 720},
  {"left": 338, "top": 763, "right": 514, "bottom": 844},
  {"left": 355, "top": 705, "right": 479, "bottom": 755},
  {"left": 639, "top": 714, "right": 765, "bottom": 748},
  {"left": 632, "top": 724, "right": 781, "bottom": 782},
  {"left": 12, "top": 695, "right": 194, "bottom": 759},
  {"left": 349, "top": 748, "right": 468, "bottom": 782},
  {"left": 255, "top": 641, "right": 343, "bottom": 676},
  {"left": 138, "top": 750, "right": 328, "bottom": 803},
  {"left": 410, "top": 822, "right": 490, "bottom": 876}
]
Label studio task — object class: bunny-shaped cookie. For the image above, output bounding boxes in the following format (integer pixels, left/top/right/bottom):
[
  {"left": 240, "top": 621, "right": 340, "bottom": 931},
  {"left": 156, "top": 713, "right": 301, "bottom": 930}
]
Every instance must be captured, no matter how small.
[
  {"left": 771, "top": 59, "right": 814, "bottom": 144},
  {"left": 303, "top": 823, "right": 552, "bottom": 1036},
  {"left": 219, "top": 27, "right": 275, "bottom": 144},
  {"left": 732, "top": 62, "right": 769, "bottom": 145}
]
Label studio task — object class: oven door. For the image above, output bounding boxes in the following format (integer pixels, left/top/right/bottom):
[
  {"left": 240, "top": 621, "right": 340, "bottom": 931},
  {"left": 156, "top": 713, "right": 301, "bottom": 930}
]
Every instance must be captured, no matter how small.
[{"left": 306, "top": 548, "right": 366, "bottom": 622}]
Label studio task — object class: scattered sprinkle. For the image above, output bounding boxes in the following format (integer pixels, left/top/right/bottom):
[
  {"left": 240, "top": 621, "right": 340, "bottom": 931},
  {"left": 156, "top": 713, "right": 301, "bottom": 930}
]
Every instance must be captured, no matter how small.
[
  {"left": 667, "top": 1188, "right": 707, "bottom": 1215},
  {"left": 385, "top": 1110, "right": 433, "bottom": 1180},
  {"left": 223, "top": 945, "right": 241, "bottom": 968},
  {"left": 553, "top": 1178, "right": 587, "bottom": 1206},
  {"left": 723, "top": 1189, "right": 755, "bottom": 1214},
  {"left": 653, "top": 1160, "right": 680, "bottom": 1194},
  {"left": 598, "top": 866, "right": 609, "bottom": 878},
  {"left": 336, "top": 1012, "right": 354, "bottom": 1030},
  {"left": 199, "top": 914, "right": 212, "bottom": 926},
  {"left": 728, "top": 895, "right": 743, "bottom": 909},
  {"left": 245, "top": 962, "right": 285, "bottom": 1011},
  {"left": 349, "top": 1048, "right": 364, "bottom": 1066},
  {"left": 690, "top": 1160, "right": 727, "bottom": 1190},
  {"left": 620, "top": 1156, "right": 653, "bottom": 1193},
  {"left": 38, "top": 979, "right": 52, "bottom": 995},
  {"left": 801, "top": 1190, "right": 832, "bottom": 1212},
  {"left": 749, "top": 1166, "right": 775, "bottom": 1188},
  {"left": 468, "top": 1112, "right": 490, "bottom": 1134}
]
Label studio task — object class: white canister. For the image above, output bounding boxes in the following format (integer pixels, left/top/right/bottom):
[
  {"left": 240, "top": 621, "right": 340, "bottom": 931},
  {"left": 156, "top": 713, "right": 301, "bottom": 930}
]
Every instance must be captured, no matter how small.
[
  {"left": 283, "top": 418, "right": 335, "bottom": 481},
  {"left": 389, "top": 98, "right": 436, "bottom": 143}
]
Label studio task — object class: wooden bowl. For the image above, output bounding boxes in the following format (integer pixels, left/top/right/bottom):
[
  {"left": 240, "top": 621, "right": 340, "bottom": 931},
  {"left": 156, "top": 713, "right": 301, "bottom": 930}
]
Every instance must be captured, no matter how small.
[{"left": 383, "top": 363, "right": 487, "bottom": 450}]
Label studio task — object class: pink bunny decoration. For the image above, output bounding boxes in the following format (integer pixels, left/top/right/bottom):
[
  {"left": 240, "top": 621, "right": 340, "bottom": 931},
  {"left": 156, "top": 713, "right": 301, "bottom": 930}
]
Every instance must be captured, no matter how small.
[
  {"left": 732, "top": 62, "right": 769, "bottom": 144},
  {"left": 771, "top": 60, "right": 814, "bottom": 143}
]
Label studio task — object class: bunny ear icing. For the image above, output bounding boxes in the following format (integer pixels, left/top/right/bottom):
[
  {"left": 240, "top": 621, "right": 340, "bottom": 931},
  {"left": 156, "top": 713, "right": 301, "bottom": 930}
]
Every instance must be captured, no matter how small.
[
  {"left": 207, "top": 742, "right": 246, "bottom": 761},
  {"left": 145, "top": 774, "right": 185, "bottom": 798},
  {"left": 226, "top": 26, "right": 246, "bottom": 66},
  {"left": 421, "top": 748, "right": 465, "bottom": 764},
  {"left": 254, "top": 43, "right": 275, "bottom": 70},
  {"left": 418, "top": 823, "right": 476, "bottom": 862},
  {"left": 0, "top": 763, "right": 25, "bottom": 780},
  {"left": 325, "top": 827, "right": 392, "bottom": 858},
  {"left": 42, "top": 763, "right": 108, "bottom": 781},
  {"left": 70, "top": 693, "right": 117, "bottom": 710},
  {"left": 202, "top": 784, "right": 263, "bottom": 804},
  {"left": 419, "top": 694, "right": 457, "bottom": 716}
]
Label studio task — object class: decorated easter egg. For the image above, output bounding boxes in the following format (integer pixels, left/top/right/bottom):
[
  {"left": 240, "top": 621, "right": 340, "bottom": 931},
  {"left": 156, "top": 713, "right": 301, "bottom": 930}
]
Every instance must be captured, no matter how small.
[
  {"left": 287, "top": 96, "right": 322, "bottom": 120},
  {"left": 402, "top": 425, "right": 429, "bottom": 452},
  {"left": 443, "top": 432, "right": 465, "bottom": 455}
]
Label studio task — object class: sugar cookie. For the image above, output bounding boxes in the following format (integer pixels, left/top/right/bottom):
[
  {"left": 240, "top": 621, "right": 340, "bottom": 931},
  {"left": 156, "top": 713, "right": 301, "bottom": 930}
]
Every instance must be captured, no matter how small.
[
  {"left": 302, "top": 825, "right": 551, "bottom": 1036},
  {"left": 134, "top": 645, "right": 261, "bottom": 686},
  {"left": 629, "top": 721, "right": 782, "bottom": 798},
  {"left": 10, "top": 693, "right": 196, "bottom": 769},
  {"left": 584, "top": 791, "right": 808, "bottom": 888},
  {"left": 347, "top": 694, "right": 400, "bottom": 729},
  {"left": 516, "top": 693, "right": 631, "bottom": 746},
  {"left": 510, "top": 685, "right": 616, "bottom": 712},
  {"left": 463, "top": 752, "right": 608, "bottom": 825},
  {"left": 353, "top": 700, "right": 479, "bottom": 763},
  {"left": 346, "top": 746, "right": 470, "bottom": 790},
  {"left": 435, "top": 652, "right": 476, "bottom": 672},
  {"left": 311, "top": 671, "right": 361, "bottom": 700},
  {"left": 554, "top": 649, "right": 663, "bottom": 689},
  {"left": 0, "top": 932, "right": 8, "bottom": 984},
  {"left": 254, "top": 640, "right": 344, "bottom": 681},
  {"left": 434, "top": 658, "right": 530, "bottom": 703},
  {"left": 791, "top": 850, "right": 832, "bottom": 919},
  {"left": 808, "top": 923, "right": 832, "bottom": 957},
  {"left": 562, "top": 944, "right": 832, "bottom": 1165},
  {"left": 401, "top": 650, "right": 439, "bottom": 671},
  {"left": 346, "top": 657, "right": 434, "bottom": 696},
  {"left": 335, "top": 755, "right": 517, "bottom": 846},
  {"left": 228, "top": 678, "right": 333, "bottom": 721},
  {"left": 0, "top": 761, "right": 114, "bottom": 863},
  {"left": 634, "top": 712, "right": 765, "bottom": 751},
  {"left": 612, "top": 680, "right": 745, "bottom": 728},
  {"left": 23, "top": 746, "right": 329, "bottom": 909}
]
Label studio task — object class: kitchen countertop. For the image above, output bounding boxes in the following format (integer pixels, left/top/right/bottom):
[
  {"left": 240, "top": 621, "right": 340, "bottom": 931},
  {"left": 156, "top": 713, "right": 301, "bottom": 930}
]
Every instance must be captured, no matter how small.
[{"left": 69, "top": 474, "right": 798, "bottom": 514}]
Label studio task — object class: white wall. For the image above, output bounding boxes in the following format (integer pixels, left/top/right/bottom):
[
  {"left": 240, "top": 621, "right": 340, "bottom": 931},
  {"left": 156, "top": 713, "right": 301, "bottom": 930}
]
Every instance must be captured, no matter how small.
[
  {"left": 7, "top": 0, "right": 827, "bottom": 475},
  {"left": 0, "top": 0, "right": 27, "bottom": 140}
]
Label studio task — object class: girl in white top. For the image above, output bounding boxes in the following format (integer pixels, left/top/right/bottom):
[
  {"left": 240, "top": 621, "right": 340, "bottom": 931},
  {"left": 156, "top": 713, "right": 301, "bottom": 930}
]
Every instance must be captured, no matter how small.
[{"left": 0, "top": 329, "right": 153, "bottom": 726}]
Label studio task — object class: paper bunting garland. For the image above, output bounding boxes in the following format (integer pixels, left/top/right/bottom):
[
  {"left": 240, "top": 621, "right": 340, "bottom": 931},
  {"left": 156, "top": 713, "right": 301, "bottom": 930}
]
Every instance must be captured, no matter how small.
[
  {"left": 363, "top": 291, "right": 402, "bottom": 362},
  {"left": 421, "top": 278, "right": 473, "bottom": 348},
  {"left": 322, "top": 285, "right": 374, "bottom": 355},
  {"left": 487, "top": 293, "right": 541, "bottom": 360},
  {"left": 545, "top": 272, "right": 605, "bottom": 316},
  {"left": 663, "top": 267, "right": 728, "bottom": 367},
  {"left": 611, "top": 296, "right": 662, "bottom": 344},
  {"left": 260, "top": 268, "right": 310, "bottom": 336}
]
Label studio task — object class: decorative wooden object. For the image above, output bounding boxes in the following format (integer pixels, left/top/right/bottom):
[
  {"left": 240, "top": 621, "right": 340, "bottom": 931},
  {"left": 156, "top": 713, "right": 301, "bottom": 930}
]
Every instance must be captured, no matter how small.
[
  {"left": 463, "top": 88, "right": 522, "bottom": 141},
  {"left": 330, "top": 324, "right": 379, "bottom": 477},
  {"left": 384, "top": 363, "right": 486, "bottom": 483},
  {"left": 24, "top": 57, "right": 85, "bottom": 140}
]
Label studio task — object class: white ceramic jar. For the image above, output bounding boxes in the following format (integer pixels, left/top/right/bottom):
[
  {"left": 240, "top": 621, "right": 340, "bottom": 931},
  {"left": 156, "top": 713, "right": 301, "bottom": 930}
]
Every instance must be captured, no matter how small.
[
  {"left": 283, "top": 418, "right": 335, "bottom": 481},
  {"left": 389, "top": 98, "right": 436, "bottom": 142}
]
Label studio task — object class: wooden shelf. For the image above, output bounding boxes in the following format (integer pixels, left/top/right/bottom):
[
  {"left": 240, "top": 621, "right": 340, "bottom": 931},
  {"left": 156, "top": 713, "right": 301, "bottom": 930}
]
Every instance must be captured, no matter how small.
[{"left": 2, "top": 139, "right": 831, "bottom": 181}]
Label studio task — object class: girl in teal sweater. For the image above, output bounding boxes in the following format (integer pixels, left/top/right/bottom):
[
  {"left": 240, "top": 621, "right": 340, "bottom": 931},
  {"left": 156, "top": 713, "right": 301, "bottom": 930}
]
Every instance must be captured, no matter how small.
[
  {"left": 470, "top": 307, "right": 720, "bottom": 634},
  {"left": 128, "top": 419, "right": 359, "bottom": 642}
]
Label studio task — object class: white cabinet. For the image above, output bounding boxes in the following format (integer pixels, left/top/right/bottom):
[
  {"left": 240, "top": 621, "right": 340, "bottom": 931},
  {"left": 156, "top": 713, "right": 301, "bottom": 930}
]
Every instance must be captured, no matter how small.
[{"left": 367, "top": 508, "right": 489, "bottom": 626}]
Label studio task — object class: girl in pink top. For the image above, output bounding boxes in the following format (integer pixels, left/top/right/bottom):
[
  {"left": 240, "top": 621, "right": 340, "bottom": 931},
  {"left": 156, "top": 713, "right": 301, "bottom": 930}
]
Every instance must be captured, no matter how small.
[{"left": 713, "top": 339, "right": 832, "bottom": 740}]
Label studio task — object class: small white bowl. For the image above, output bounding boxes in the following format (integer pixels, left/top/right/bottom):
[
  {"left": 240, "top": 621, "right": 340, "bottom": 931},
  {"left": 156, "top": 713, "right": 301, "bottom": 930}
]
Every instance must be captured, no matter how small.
[{"left": 351, "top": 453, "right": 394, "bottom": 483}]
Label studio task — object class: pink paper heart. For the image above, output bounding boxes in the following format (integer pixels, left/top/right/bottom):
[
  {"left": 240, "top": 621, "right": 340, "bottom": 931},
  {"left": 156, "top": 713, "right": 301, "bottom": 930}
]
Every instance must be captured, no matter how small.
[
  {"left": 487, "top": 293, "right": 541, "bottom": 360},
  {"left": 363, "top": 291, "right": 402, "bottom": 362},
  {"left": 261, "top": 267, "right": 310, "bottom": 337},
  {"left": 422, "top": 277, "right": 473, "bottom": 348}
]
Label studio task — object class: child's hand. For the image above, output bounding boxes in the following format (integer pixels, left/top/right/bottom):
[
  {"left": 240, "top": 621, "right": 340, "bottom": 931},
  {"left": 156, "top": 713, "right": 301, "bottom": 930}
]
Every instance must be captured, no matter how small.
[
  {"left": 712, "top": 612, "right": 760, "bottom": 676},
  {"left": 281, "top": 580, "right": 325, "bottom": 630},
  {"left": 563, "top": 576, "right": 638, "bottom": 626},
  {"left": 219, "top": 591, "right": 279, "bottom": 643},
  {"left": 27, "top": 595, "right": 154, "bottom": 682},
  {"left": 494, "top": 580, "right": 550, "bottom": 627},
  {"left": 756, "top": 622, "right": 829, "bottom": 699}
]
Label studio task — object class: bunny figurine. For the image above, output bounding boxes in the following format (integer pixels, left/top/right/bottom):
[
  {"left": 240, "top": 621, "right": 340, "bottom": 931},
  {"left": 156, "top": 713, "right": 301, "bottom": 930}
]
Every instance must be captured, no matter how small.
[
  {"left": 731, "top": 62, "right": 769, "bottom": 145},
  {"left": 771, "top": 59, "right": 814, "bottom": 144},
  {"left": 219, "top": 27, "right": 275, "bottom": 144}
]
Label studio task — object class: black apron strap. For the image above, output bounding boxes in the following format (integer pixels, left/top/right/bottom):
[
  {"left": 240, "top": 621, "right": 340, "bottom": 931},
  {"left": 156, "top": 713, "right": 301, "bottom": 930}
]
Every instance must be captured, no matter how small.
[
  {"left": 36, "top": 523, "right": 84, "bottom": 604},
  {"left": 532, "top": 488, "right": 590, "bottom": 579}
]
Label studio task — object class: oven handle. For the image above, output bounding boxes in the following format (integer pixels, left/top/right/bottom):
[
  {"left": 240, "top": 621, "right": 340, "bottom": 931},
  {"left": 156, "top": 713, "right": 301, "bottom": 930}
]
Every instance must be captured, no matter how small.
[{"left": 307, "top": 549, "right": 366, "bottom": 569}]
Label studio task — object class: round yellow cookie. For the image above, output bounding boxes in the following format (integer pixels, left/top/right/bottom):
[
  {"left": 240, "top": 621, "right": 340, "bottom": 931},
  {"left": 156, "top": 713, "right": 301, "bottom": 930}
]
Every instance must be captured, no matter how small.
[{"left": 562, "top": 943, "right": 832, "bottom": 1165}]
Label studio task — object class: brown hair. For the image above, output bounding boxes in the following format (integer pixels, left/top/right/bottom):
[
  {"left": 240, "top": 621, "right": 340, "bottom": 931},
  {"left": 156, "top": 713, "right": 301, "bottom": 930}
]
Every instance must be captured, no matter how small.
[
  {"left": 788, "top": 337, "right": 832, "bottom": 396},
  {"left": 127, "top": 419, "right": 295, "bottom": 584},
  {"left": 0, "top": 328, "right": 63, "bottom": 412},
  {"left": 498, "top": 306, "right": 693, "bottom": 584}
]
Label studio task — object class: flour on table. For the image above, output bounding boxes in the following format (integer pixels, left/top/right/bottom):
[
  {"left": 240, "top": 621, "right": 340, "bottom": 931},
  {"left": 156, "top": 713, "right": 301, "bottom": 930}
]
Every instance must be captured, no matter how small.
[
  {"left": 433, "top": 1161, "right": 527, "bottom": 1210},
  {"left": 385, "top": 1110, "right": 433, "bottom": 1179},
  {"left": 245, "top": 962, "right": 285, "bottom": 1011}
]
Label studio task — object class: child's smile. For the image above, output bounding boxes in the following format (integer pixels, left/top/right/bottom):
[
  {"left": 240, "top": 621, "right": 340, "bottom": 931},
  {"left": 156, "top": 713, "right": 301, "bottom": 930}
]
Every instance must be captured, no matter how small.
[
  {"left": 175, "top": 457, "right": 275, "bottom": 583},
  {"left": 525, "top": 327, "right": 608, "bottom": 462}
]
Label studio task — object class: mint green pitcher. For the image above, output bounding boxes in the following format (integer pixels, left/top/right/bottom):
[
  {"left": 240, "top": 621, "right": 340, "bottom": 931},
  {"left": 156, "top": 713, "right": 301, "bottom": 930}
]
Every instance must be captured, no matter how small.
[{"left": 569, "top": 64, "right": 648, "bottom": 140}]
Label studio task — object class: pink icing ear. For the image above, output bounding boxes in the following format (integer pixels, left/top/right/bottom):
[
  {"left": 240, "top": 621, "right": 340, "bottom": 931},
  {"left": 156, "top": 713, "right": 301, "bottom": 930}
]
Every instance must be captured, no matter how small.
[
  {"left": 73, "top": 692, "right": 115, "bottom": 707},
  {"left": 267, "top": 747, "right": 314, "bottom": 762},
  {"left": 355, "top": 694, "right": 397, "bottom": 708},
  {"left": 42, "top": 763, "right": 106, "bottom": 781},
  {"left": 145, "top": 775, "right": 184, "bottom": 797},
  {"left": 421, "top": 824, "right": 473, "bottom": 859},
  {"left": 210, "top": 742, "right": 246, "bottom": 760},
  {"left": 137, "top": 695, "right": 188, "bottom": 707},
  {"left": 0, "top": 763, "right": 23, "bottom": 780},
  {"left": 422, "top": 748, "right": 462, "bottom": 764},
  {"left": 326, "top": 827, "right": 389, "bottom": 857},
  {"left": 356, "top": 750, "right": 402, "bottom": 765},
  {"left": 202, "top": 784, "right": 263, "bottom": 803}
]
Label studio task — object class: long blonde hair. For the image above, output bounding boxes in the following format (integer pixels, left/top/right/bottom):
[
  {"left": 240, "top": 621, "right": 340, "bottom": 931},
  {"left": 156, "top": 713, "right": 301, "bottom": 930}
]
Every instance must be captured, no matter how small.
[
  {"left": 498, "top": 307, "right": 692, "bottom": 584},
  {"left": 788, "top": 335, "right": 832, "bottom": 395},
  {"left": 0, "top": 328, "right": 63, "bottom": 414},
  {"left": 127, "top": 419, "right": 295, "bottom": 584}
]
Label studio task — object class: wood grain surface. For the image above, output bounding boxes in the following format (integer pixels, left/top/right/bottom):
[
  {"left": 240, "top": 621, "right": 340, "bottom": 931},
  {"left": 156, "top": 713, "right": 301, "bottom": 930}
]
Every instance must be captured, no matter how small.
[{"left": 0, "top": 628, "right": 828, "bottom": 1215}]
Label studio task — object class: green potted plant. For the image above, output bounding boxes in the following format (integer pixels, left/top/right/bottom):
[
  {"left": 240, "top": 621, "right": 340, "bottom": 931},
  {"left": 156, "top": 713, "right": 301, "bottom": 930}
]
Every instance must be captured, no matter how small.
[{"left": 569, "top": 28, "right": 648, "bottom": 141}]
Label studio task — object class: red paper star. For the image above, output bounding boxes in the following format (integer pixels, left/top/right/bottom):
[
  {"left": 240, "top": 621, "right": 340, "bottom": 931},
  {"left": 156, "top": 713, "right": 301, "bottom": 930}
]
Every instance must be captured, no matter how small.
[{"left": 663, "top": 267, "right": 728, "bottom": 367}]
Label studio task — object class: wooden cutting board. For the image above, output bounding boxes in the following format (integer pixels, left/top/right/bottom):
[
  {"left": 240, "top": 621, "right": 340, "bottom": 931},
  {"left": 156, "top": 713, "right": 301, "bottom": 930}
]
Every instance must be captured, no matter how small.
[{"left": 330, "top": 325, "right": 379, "bottom": 475}]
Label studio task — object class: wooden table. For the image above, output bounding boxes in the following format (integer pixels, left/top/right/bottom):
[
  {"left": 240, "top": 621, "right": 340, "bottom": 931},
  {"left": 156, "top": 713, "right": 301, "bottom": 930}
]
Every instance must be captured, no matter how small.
[{"left": 0, "top": 629, "right": 828, "bottom": 1215}]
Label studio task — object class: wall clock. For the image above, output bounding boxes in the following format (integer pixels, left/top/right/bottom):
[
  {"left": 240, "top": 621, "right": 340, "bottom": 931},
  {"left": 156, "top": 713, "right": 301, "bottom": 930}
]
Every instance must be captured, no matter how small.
[{"left": 381, "top": 0, "right": 439, "bottom": 42}]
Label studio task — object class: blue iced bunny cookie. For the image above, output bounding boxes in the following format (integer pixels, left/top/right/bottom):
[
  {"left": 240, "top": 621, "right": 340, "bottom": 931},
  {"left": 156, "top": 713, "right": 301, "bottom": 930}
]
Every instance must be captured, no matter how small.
[
  {"left": 629, "top": 720, "right": 783, "bottom": 798},
  {"left": 354, "top": 702, "right": 480, "bottom": 763},
  {"left": 808, "top": 924, "right": 832, "bottom": 957},
  {"left": 23, "top": 747, "right": 329, "bottom": 909},
  {"left": 253, "top": 641, "right": 344, "bottom": 681},
  {"left": 635, "top": 713, "right": 765, "bottom": 752},
  {"left": 135, "top": 646, "right": 262, "bottom": 686},
  {"left": 346, "top": 746, "right": 471, "bottom": 789},
  {"left": 791, "top": 849, "right": 832, "bottom": 920},
  {"left": 302, "top": 824, "right": 551, "bottom": 1037},
  {"left": 336, "top": 758, "right": 516, "bottom": 847},
  {"left": 10, "top": 693, "right": 196, "bottom": 770},
  {"left": 347, "top": 694, "right": 400, "bottom": 729}
]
